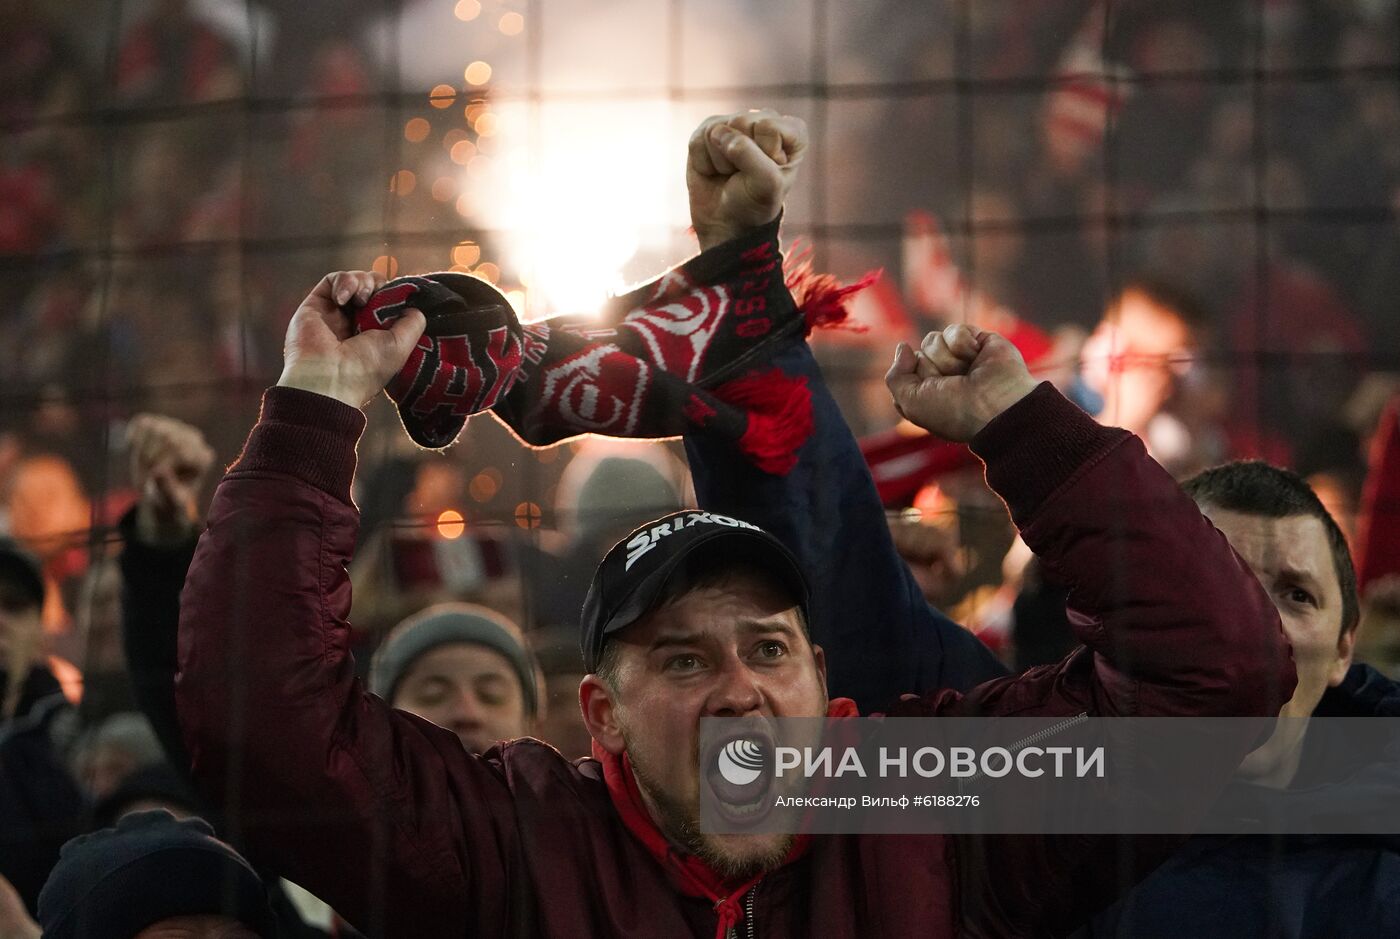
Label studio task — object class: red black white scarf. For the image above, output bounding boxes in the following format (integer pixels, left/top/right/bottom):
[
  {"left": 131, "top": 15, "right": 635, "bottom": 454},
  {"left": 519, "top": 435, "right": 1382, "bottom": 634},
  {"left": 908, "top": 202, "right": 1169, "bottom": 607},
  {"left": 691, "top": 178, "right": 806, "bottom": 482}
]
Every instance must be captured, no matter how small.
[{"left": 356, "top": 220, "right": 874, "bottom": 474}]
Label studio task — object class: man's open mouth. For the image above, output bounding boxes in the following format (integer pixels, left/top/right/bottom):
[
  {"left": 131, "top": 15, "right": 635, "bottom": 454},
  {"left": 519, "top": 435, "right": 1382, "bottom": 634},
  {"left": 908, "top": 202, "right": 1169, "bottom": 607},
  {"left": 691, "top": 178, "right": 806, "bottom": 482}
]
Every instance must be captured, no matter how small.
[{"left": 703, "top": 725, "right": 778, "bottom": 825}]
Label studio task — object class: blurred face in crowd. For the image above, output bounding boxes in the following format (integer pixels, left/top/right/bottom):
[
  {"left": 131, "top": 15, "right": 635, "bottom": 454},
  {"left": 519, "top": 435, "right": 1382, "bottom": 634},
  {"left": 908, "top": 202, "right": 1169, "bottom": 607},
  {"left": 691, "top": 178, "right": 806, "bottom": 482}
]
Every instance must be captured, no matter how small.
[
  {"left": 581, "top": 570, "right": 827, "bottom": 879},
  {"left": 1081, "top": 289, "right": 1193, "bottom": 436},
  {"left": 1204, "top": 508, "right": 1355, "bottom": 784},
  {"left": 391, "top": 642, "right": 529, "bottom": 754},
  {"left": 134, "top": 915, "right": 261, "bottom": 939},
  {"left": 9, "top": 454, "right": 91, "bottom": 557}
]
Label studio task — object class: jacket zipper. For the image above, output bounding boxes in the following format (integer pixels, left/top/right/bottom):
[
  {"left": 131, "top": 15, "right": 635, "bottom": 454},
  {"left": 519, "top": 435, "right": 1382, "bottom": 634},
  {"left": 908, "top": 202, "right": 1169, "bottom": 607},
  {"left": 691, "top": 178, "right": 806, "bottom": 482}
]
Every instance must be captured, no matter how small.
[
  {"left": 960, "top": 711, "right": 1089, "bottom": 789},
  {"left": 721, "top": 884, "right": 761, "bottom": 939}
]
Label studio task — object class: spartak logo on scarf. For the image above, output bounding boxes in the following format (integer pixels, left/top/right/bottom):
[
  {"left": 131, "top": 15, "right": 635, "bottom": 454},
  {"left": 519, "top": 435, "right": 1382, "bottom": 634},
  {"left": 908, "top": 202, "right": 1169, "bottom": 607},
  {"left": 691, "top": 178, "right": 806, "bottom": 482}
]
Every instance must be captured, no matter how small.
[
  {"left": 536, "top": 344, "right": 650, "bottom": 435},
  {"left": 617, "top": 277, "right": 729, "bottom": 383},
  {"left": 495, "top": 227, "right": 810, "bottom": 472},
  {"left": 530, "top": 277, "right": 729, "bottom": 437}
]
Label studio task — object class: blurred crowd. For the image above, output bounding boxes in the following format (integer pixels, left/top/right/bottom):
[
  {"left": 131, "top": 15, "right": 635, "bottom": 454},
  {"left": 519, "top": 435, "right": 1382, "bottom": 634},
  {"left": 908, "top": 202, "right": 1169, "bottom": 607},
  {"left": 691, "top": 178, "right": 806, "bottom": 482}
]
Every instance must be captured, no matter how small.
[{"left": 1, "top": 0, "right": 1399, "bottom": 933}]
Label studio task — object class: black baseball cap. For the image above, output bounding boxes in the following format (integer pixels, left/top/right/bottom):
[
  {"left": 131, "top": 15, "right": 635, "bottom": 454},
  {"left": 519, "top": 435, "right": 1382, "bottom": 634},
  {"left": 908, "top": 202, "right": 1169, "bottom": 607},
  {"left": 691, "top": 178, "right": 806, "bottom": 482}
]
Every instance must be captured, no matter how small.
[
  {"left": 580, "top": 510, "right": 811, "bottom": 673},
  {"left": 0, "top": 537, "right": 44, "bottom": 609}
]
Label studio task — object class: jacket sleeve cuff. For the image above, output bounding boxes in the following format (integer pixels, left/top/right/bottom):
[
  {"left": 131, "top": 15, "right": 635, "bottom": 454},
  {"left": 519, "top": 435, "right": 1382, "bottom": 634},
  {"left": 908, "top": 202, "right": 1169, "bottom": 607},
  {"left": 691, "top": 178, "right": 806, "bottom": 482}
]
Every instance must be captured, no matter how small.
[
  {"left": 228, "top": 386, "right": 366, "bottom": 505},
  {"left": 683, "top": 216, "right": 782, "bottom": 284},
  {"left": 970, "top": 382, "right": 1129, "bottom": 527}
]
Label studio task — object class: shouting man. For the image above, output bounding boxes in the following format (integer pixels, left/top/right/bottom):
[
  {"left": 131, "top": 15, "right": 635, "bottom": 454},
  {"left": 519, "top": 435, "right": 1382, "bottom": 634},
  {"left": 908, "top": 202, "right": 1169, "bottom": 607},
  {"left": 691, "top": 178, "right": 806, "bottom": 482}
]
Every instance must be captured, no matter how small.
[{"left": 175, "top": 112, "right": 1294, "bottom": 937}]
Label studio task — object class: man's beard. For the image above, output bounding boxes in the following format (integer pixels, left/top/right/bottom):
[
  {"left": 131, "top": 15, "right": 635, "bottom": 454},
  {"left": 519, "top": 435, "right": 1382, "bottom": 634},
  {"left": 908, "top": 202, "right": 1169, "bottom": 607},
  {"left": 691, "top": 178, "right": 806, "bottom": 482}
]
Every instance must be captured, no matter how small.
[{"left": 628, "top": 736, "right": 795, "bottom": 881}]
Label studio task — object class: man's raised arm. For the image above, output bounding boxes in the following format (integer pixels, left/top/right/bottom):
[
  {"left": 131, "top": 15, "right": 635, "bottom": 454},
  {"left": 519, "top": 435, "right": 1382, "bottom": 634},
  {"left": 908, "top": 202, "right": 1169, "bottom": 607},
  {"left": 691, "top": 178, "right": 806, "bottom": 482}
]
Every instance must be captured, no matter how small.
[
  {"left": 885, "top": 323, "right": 1297, "bottom": 936},
  {"left": 681, "top": 110, "right": 1007, "bottom": 712},
  {"left": 884, "top": 323, "right": 1295, "bottom": 720},
  {"left": 176, "top": 273, "right": 515, "bottom": 937}
]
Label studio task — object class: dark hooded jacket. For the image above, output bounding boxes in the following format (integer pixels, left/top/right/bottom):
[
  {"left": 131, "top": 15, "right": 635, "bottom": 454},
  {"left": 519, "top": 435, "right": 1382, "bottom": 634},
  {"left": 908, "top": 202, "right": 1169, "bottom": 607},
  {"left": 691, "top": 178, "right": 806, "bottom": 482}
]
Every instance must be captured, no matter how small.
[{"left": 1081, "top": 662, "right": 1400, "bottom": 938}]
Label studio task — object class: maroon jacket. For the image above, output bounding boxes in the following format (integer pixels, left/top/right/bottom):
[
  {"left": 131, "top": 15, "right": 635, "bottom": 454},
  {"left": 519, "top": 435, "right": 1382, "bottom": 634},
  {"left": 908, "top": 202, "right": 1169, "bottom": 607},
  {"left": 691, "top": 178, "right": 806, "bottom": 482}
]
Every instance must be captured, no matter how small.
[{"left": 176, "top": 383, "right": 1295, "bottom": 938}]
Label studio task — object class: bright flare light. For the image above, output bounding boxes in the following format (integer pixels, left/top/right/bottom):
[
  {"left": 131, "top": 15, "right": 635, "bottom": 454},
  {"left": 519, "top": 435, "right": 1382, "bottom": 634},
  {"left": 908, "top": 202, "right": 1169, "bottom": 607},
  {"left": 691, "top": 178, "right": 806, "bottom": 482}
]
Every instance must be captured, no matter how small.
[{"left": 467, "top": 99, "right": 685, "bottom": 318}]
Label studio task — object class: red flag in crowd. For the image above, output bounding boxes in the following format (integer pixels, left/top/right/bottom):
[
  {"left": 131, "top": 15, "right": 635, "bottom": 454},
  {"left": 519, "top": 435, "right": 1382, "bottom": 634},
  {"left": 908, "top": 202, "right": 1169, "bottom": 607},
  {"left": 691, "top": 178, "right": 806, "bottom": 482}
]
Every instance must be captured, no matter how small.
[{"left": 1043, "top": 2, "right": 1133, "bottom": 167}]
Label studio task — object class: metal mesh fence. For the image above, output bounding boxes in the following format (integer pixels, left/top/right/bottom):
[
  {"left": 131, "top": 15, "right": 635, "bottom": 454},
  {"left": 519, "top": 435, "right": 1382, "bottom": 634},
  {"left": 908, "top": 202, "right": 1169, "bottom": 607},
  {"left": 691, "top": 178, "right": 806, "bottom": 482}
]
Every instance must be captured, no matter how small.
[
  {"left": 1, "top": 0, "right": 1397, "bottom": 737},
  {"left": 4, "top": 1, "right": 1400, "bottom": 931}
]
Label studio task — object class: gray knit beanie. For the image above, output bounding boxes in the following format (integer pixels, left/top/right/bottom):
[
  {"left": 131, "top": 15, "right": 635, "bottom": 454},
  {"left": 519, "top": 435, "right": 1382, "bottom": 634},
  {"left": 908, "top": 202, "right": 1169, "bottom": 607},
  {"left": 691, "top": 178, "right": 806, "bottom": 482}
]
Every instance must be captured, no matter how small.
[
  {"left": 570, "top": 456, "right": 683, "bottom": 539},
  {"left": 370, "top": 603, "right": 541, "bottom": 715}
]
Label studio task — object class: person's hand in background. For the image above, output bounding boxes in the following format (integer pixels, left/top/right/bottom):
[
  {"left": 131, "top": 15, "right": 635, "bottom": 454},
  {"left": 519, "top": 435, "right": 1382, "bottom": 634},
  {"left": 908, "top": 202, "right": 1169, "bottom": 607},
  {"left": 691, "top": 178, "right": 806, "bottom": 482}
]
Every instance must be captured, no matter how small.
[
  {"left": 889, "top": 516, "right": 966, "bottom": 606},
  {"left": 128, "top": 414, "right": 215, "bottom": 545}
]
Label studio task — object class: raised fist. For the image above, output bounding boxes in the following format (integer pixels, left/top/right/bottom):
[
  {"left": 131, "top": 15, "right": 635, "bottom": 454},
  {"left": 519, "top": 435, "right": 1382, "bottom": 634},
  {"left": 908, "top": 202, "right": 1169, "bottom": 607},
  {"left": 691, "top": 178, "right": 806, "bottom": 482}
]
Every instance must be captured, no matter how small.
[
  {"left": 127, "top": 413, "right": 216, "bottom": 543},
  {"left": 884, "top": 324, "right": 1038, "bottom": 443},
  {"left": 687, "top": 109, "right": 808, "bottom": 251},
  {"left": 889, "top": 516, "right": 966, "bottom": 605}
]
